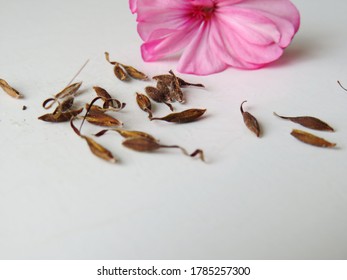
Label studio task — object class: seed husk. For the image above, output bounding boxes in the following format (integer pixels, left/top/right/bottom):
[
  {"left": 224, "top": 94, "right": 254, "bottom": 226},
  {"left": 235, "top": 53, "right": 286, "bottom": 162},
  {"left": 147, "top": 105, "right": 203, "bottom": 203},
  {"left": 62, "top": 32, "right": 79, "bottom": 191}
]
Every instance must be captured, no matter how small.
[
  {"left": 136, "top": 92, "right": 153, "bottom": 119},
  {"left": 153, "top": 74, "right": 204, "bottom": 88},
  {"left": 70, "top": 117, "right": 116, "bottom": 163},
  {"left": 114, "top": 64, "right": 128, "bottom": 81},
  {"left": 169, "top": 70, "right": 184, "bottom": 103},
  {"left": 84, "top": 111, "right": 123, "bottom": 127},
  {"left": 240, "top": 101, "right": 260, "bottom": 137},
  {"left": 93, "top": 86, "right": 125, "bottom": 110},
  {"left": 43, "top": 82, "right": 82, "bottom": 109},
  {"left": 95, "top": 128, "right": 157, "bottom": 141},
  {"left": 273, "top": 112, "right": 334, "bottom": 132},
  {"left": 122, "top": 65, "right": 148, "bottom": 81},
  {"left": 0, "top": 79, "right": 23, "bottom": 99},
  {"left": 145, "top": 86, "right": 173, "bottom": 111},
  {"left": 290, "top": 129, "right": 336, "bottom": 148},
  {"left": 150, "top": 108, "right": 206, "bottom": 123},
  {"left": 122, "top": 137, "right": 205, "bottom": 161},
  {"left": 156, "top": 81, "right": 172, "bottom": 103},
  {"left": 38, "top": 108, "right": 83, "bottom": 122}
]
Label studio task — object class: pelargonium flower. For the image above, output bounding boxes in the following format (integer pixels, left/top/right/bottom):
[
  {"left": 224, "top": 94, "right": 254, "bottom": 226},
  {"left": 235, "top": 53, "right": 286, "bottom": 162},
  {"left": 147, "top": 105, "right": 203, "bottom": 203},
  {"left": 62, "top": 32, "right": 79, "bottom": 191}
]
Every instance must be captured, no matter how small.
[{"left": 129, "top": 0, "right": 300, "bottom": 75}]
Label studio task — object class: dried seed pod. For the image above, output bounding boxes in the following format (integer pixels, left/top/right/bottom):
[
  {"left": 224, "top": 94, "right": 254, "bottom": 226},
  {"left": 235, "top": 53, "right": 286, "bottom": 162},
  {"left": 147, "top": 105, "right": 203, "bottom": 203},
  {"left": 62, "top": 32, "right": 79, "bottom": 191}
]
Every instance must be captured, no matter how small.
[
  {"left": 38, "top": 108, "right": 83, "bottom": 122},
  {"left": 84, "top": 112, "right": 123, "bottom": 127},
  {"left": 274, "top": 112, "right": 334, "bottom": 132},
  {"left": 150, "top": 108, "right": 206, "bottom": 123},
  {"left": 55, "top": 82, "right": 82, "bottom": 99},
  {"left": 169, "top": 70, "right": 184, "bottom": 103},
  {"left": 240, "top": 101, "right": 260, "bottom": 137},
  {"left": 114, "top": 64, "right": 128, "bottom": 81},
  {"left": 104, "top": 51, "right": 116, "bottom": 65},
  {"left": 156, "top": 81, "right": 173, "bottom": 103},
  {"left": 145, "top": 86, "right": 173, "bottom": 111},
  {"left": 136, "top": 92, "right": 153, "bottom": 119},
  {"left": 121, "top": 64, "right": 148, "bottom": 81},
  {"left": 95, "top": 128, "right": 157, "bottom": 141},
  {"left": 70, "top": 117, "right": 117, "bottom": 163},
  {"left": 43, "top": 82, "right": 82, "bottom": 109},
  {"left": 290, "top": 129, "right": 336, "bottom": 148},
  {"left": 52, "top": 97, "right": 75, "bottom": 118},
  {"left": 123, "top": 137, "right": 161, "bottom": 152},
  {"left": 0, "top": 79, "right": 23, "bottom": 98},
  {"left": 93, "top": 86, "right": 125, "bottom": 110},
  {"left": 122, "top": 137, "right": 205, "bottom": 161},
  {"left": 153, "top": 74, "right": 204, "bottom": 88}
]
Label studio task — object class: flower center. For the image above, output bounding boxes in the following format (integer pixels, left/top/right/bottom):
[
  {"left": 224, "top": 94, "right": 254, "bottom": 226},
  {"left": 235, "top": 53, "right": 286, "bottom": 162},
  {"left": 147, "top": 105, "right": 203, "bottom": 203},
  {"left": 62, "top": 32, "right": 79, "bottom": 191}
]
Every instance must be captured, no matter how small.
[{"left": 191, "top": 4, "right": 216, "bottom": 21}]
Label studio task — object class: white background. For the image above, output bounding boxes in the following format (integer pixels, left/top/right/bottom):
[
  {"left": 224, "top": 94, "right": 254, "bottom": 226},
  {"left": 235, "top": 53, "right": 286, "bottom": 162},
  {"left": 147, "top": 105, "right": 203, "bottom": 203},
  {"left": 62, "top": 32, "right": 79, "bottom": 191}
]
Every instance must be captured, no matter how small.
[{"left": 0, "top": 0, "right": 346, "bottom": 259}]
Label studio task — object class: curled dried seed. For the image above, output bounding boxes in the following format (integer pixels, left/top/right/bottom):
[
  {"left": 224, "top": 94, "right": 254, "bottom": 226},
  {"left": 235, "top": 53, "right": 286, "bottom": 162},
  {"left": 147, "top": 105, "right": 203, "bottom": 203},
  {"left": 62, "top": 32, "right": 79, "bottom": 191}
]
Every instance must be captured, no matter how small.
[
  {"left": 95, "top": 128, "right": 157, "bottom": 141},
  {"left": 153, "top": 74, "right": 204, "bottom": 88},
  {"left": 150, "top": 108, "right": 206, "bottom": 123},
  {"left": 38, "top": 108, "right": 83, "bottom": 122},
  {"left": 122, "top": 137, "right": 205, "bottom": 161},
  {"left": 240, "top": 101, "right": 260, "bottom": 137},
  {"left": 290, "top": 129, "right": 336, "bottom": 148},
  {"left": 104, "top": 52, "right": 117, "bottom": 65},
  {"left": 121, "top": 64, "right": 148, "bottom": 81},
  {"left": 145, "top": 86, "right": 173, "bottom": 111},
  {"left": 136, "top": 92, "right": 153, "bottom": 119},
  {"left": 0, "top": 79, "right": 23, "bottom": 99},
  {"left": 169, "top": 70, "right": 184, "bottom": 103},
  {"left": 70, "top": 117, "right": 116, "bottom": 163},
  {"left": 43, "top": 82, "right": 82, "bottom": 109},
  {"left": 92, "top": 86, "right": 125, "bottom": 110},
  {"left": 273, "top": 112, "right": 334, "bottom": 132},
  {"left": 85, "top": 103, "right": 125, "bottom": 113},
  {"left": 52, "top": 97, "right": 75, "bottom": 118},
  {"left": 114, "top": 64, "right": 128, "bottom": 81},
  {"left": 122, "top": 137, "right": 161, "bottom": 152},
  {"left": 93, "top": 86, "right": 112, "bottom": 100},
  {"left": 55, "top": 82, "right": 82, "bottom": 99},
  {"left": 84, "top": 112, "right": 123, "bottom": 127}
]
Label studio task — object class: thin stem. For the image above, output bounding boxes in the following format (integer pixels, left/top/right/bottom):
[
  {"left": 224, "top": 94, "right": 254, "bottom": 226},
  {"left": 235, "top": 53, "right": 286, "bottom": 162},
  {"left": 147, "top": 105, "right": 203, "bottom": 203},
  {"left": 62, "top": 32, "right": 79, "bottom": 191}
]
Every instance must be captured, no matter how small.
[{"left": 66, "top": 59, "right": 90, "bottom": 86}]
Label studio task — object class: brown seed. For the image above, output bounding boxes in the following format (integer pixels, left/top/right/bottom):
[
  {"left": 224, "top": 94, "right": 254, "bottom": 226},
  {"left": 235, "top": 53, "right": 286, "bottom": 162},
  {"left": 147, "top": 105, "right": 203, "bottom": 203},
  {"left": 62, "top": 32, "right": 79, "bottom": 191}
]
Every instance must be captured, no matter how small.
[
  {"left": 153, "top": 74, "right": 204, "bottom": 88},
  {"left": 122, "top": 137, "right": 205, "bottom": 161},
  {"left": 93, "top": 86, "right": 125, "bottom": 110},
  {"left": 240, "top": 101, "right": 260, "bottom": 137},
  {"left": 290, "top": 129, "right": 336, "bottom": 148},
  {"left": 145, "top": 86, "right": 173, "bottom": 111},
  {"left": 169, "top": 70, "right": 184, "bottom": 103},
  {"left": 0, "top": 79, "right": 23, "bottom": 99},
  {"left": 70, "top": 117, "right": 117, "bottom": 163},
  {"left": 156, "top": 81, "right": 173, "bottom": 103},
  {"left": 43, "top": 82, "right": 82, "bottom": 109},
  {"left": 150, "top": 108, "right": 206, "bottom": 123},
  {"left": 136, "top": 92, "right": 153, "bottom": 118},
  {"left": 273, "top": 112, "right": 334, "bottom": 132},
  {"left": 95, "top": 128, "right": 157, "bottom": 141},
  {"left": 93, "top": 86, "right": 112, "bottom": 100},
  {"left": 38, "top": 108, "right": 83, "bottom": 122},
  {"left": 122, "top": 65, "right": 148, "bottom": 81},
  {"left": 122, "top": 137, "right": 161, "bottom": 152},
  {"left": 84, "top": 111, "right": 123, "bottom": 127},
  {"left": 114, "top": 64, "right": 128, "bottom": 81},
  {"left": 55, "top": 82, "right": 82, "bottom": 99}
]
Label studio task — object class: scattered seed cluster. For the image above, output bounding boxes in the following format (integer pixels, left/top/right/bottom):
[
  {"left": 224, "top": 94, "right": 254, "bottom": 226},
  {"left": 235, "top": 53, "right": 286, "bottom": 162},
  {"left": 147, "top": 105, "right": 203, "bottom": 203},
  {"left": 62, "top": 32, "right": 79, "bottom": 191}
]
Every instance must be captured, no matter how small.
[{"left": 2, "top": 63, "right": 345, "bottom": 164}]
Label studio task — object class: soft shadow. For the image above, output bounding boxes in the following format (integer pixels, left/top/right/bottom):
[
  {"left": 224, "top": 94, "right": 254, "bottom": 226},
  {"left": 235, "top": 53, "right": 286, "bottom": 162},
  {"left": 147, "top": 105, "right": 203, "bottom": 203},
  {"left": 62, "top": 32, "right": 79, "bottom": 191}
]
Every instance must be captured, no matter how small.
[{"left": 268, "top": 31, "right": 333, "bottom": 69}]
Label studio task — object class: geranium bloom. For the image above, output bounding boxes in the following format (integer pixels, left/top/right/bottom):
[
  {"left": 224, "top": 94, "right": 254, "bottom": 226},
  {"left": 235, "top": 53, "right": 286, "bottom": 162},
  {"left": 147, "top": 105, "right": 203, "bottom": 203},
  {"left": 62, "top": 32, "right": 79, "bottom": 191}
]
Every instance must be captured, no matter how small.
[{"left": 129, "top": 0, "right": 300, "bottom": 75}]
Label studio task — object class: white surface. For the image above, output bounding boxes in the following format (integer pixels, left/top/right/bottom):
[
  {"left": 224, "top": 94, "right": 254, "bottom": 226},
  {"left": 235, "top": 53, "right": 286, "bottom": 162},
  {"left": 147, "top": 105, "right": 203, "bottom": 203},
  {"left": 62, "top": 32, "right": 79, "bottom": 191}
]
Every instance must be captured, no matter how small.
[{"left": 1, "top": 0, "right": 347, "bottom": 259}]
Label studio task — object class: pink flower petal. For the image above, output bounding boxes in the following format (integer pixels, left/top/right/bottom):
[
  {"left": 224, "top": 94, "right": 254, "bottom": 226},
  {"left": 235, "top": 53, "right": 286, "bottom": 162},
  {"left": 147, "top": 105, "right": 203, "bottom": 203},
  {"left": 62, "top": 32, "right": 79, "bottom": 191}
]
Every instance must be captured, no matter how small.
[
  {"left": 177, "top": 22, "right": 228, "bottom": 75},
  {"left": 130, "top": 0, "right": 300, "bottom": 75}
]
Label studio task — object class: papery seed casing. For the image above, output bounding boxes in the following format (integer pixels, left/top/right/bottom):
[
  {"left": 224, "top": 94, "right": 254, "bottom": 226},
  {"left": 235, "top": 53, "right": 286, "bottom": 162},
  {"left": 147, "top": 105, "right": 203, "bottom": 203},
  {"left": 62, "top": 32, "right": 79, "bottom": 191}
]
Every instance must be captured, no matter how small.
[
  {"left": 38, "top": 108, "right": 83, "bottom": 122},
  {"left": 290, "top": 129, "right": 336, "bottom": 148},
  {"left": 273, "top": 112, "right": 334, "bottom": 132},
  {"left": 240, "top": 101, "right": 260, "bottom": 137},
  {"left": 0, "top": 79, "right": 23, "bottom": 98},
  {"left": 151, "top": 109, "right": 206, "bottom": 123},
  {"left": 122, "top": 137, "right": 161, "bottom": 152}
]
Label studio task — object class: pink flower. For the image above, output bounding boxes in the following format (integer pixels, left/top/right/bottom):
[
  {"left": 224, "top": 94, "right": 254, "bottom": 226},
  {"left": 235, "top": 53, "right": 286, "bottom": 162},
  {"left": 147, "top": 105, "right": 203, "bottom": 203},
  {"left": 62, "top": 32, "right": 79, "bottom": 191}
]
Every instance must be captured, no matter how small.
[{"left": 129, "top": 0, "right": 300, "bottom": 75}]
